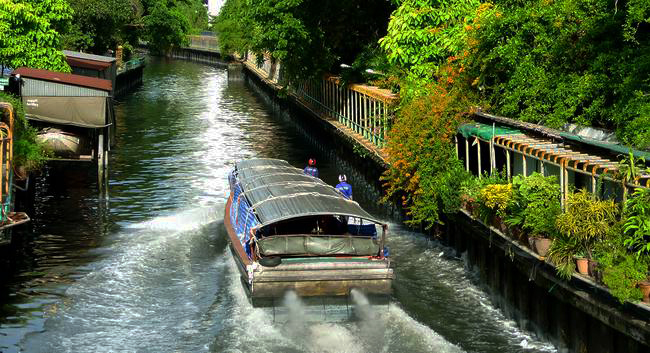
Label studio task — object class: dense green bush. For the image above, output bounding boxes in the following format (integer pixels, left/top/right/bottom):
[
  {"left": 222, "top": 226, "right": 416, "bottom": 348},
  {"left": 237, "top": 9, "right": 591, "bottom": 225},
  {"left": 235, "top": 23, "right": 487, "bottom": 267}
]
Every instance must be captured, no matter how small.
[
  {"left": 468, "top": 0, "right": 650, "bottom": 149},
  {"left": 0, "top": 92, "right": 49, "bottom": 172},
  {"left": 505, "top": 173, "right": 561, "bottom": 238}
]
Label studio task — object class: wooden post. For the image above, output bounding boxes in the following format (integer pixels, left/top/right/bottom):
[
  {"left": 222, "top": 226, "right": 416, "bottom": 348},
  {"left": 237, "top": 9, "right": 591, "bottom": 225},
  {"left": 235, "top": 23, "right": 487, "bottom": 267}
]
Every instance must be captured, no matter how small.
[
  {"left": 98, "top": 133, "right": 104, "bottom": 190},
  {"left": 465, "top": 138, "right": 470, "bottom": 172},
  {"left": 560, "top": 160, "right": 567, "bottom": 209},
  {"left": 455, "top": 136, "right": 459, "bottom": 159},
  {"left": 592, "top": 175, "right": 597, "bottom": 195},
  {"left": 540, "top": 162, "right": 545, "bottom": 176},
  {"left": 523, "top": 154, "right": 527, "bottom": 177},
  {"left": 506, "top": 150, "right": 511, "bottom": 179},
  {"left": 476, "top": 137, "right": 483, "bottom": 179}
]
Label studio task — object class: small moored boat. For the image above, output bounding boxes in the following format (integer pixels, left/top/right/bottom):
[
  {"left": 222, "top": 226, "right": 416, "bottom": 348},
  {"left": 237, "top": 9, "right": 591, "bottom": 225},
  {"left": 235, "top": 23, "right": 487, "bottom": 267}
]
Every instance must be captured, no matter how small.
[{"left": 225, "top": 158, "right": 393, "bottom": 304}]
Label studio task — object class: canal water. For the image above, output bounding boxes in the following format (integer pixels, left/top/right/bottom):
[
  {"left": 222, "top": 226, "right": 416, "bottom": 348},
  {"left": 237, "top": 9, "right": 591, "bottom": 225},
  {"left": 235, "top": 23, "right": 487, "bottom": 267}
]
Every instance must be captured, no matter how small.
[{"left": 0, "top": 58, "right": 557, "bottom": 353}]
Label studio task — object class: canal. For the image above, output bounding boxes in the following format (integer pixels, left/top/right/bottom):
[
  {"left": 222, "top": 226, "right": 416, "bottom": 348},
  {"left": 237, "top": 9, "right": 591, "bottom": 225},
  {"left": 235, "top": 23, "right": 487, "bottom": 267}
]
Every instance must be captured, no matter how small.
[{"left": 1, "top": 58, "right": 557, "bottom": 353}]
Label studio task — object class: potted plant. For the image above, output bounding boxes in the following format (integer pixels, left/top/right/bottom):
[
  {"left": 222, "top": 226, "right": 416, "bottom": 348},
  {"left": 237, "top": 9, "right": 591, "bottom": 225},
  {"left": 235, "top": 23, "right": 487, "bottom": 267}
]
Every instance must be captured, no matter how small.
[
  {"left": 478, "top": 183, "right": 512, "bottom": 233},
  {"left": 623, "top": 188, "right": 650, "bottom": 259},
  {"left": 553, "top": 190, "right": 619, "bottom": 278},
  {"left": 574, "top": 251, "right": 589, "bottom": 275},
  {"left": 505, "top": 173, "right": 562, "bottom": 256}
]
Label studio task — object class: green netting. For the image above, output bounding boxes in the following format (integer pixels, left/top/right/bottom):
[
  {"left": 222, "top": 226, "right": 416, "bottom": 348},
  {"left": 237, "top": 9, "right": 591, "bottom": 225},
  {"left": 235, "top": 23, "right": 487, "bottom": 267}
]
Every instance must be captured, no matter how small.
[
  {"left": 458, "top": 123, "right": 521, "bottom": 140},
  {"left": 559, "top": 133, "right": 650, "bottom": 161}
]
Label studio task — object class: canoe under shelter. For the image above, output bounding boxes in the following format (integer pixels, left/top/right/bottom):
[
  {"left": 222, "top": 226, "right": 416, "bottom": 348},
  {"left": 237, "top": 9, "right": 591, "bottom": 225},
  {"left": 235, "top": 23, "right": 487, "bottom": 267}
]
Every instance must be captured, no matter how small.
[{"left": 11, "top": 68, "right": 115, "bottom": 186}]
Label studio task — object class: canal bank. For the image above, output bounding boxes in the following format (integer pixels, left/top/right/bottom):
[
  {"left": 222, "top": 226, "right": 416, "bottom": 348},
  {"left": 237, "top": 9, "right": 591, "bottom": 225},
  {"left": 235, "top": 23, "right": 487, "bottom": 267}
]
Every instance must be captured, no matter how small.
[
  {"left": 1, "top": 58, "right": 559, "bottom": 353},
  {"left": 234, "top": 55, "right": 650, "bottom": 351}
]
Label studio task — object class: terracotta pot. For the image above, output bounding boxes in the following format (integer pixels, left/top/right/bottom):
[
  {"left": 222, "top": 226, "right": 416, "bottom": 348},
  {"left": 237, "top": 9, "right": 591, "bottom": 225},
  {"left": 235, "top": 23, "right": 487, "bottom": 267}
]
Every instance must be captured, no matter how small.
[
  {"left": 575, "top": 258, "right": 589, "bottom": 275},
  {"left": 533, "top": 237, "right": 552, "bottom": 257},
  {"left": 638, "top": 281, "right": 650, "bottom": 304}
]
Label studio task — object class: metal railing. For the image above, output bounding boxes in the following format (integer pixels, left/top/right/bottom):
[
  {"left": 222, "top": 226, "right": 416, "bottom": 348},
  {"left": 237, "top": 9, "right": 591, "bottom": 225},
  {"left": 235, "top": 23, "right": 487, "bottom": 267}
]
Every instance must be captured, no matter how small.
[
  {"left": 187, "top": 35, "right": 219, "bottom": 52},
  {"left": 293, "top": 77, "right": 398, "bottom": 148},
  {"left": 117, "top": 57, "right": 146, "bottom": 74}
]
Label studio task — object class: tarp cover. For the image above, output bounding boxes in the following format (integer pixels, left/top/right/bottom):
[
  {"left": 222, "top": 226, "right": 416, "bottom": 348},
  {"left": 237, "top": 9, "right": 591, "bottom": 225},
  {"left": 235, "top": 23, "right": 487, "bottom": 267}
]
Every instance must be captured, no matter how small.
[
  {"left": 257, "top": 235, "right": 380, "bottom": 256},
  {"left": 22, "top": 96, "right": 109, "bottom": 128},
  {"left": 235, "top": 158, "right": 384, "bottom": 226}
]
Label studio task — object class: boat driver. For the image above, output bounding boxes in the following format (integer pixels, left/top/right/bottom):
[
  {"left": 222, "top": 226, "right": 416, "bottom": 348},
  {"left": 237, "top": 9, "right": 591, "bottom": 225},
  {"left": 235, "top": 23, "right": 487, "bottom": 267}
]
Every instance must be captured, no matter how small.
[
  {"left": 303, "top": 158, "right": 319, "bottom": 178},
  {"left": 335, "top": 174, "right": 353, "bottom": 200}
]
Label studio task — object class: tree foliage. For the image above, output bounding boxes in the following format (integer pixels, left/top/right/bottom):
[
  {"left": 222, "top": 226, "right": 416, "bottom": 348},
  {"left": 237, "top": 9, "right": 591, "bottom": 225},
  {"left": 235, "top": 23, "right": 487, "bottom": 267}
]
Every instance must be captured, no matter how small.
[
  {"left": 0, "top": 0, "right": 72, "bottom": 72},
  {"left": 143, "top": 0, "right": 190, "bottom": 55},
  {"left": 380, "top": 0, "right": 650, "bottom": 150},
  {"left": 215, "top": 0, "right": 394, "bottom": 81},
  {"left": 63, "top": 0, "right": 137, "bottom": 53},
  {"left": 63, "top": 0, "right": 208, "bottom": 55}
]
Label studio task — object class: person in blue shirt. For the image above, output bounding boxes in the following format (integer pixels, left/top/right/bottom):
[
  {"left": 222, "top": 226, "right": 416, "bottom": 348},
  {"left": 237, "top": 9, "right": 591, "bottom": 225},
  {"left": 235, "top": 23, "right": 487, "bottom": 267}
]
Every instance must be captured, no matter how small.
[
  {"left": 335, "top": 174, "right": 353, "bottom": 200},
  {"left": 303, "top": 158, "right": 319, "bottom": 178}
]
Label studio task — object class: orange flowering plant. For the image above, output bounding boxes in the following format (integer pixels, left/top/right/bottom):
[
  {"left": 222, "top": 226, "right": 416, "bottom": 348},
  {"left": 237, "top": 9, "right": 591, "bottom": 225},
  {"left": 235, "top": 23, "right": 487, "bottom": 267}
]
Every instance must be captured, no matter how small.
[{"left": 381, "top": 76, "right": 473, "bottom": 227}]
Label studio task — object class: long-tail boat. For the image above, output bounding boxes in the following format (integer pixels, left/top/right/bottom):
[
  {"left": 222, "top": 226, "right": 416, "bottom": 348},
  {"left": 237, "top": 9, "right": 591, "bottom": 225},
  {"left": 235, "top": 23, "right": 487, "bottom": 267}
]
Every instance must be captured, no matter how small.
[{"left": 225, "top": 158, "right": 393, "bottom": 304}]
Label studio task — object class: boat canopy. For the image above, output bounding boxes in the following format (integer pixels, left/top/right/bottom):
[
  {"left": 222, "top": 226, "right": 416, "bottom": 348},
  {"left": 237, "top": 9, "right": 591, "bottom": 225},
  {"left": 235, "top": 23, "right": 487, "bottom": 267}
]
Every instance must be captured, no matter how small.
[{"left": 234, "top": 158, "right": 385, "bottom": 227}]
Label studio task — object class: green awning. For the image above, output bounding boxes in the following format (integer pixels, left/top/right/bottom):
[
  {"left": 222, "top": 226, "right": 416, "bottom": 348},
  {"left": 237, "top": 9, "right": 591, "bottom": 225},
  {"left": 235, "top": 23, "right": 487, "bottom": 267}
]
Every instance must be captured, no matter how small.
[{"left": 458, "top": 123, "right": 522, "bottom": 140}]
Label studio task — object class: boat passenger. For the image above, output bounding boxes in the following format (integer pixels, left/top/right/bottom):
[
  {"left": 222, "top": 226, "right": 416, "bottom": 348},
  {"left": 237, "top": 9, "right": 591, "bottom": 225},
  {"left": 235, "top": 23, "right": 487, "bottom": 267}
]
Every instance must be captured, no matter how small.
[
  {"left": 335, "top": 174, "right": 353, "bottom": 200},
  {"left": 303, "top": 158, "right": 319, "bottom": 178}
]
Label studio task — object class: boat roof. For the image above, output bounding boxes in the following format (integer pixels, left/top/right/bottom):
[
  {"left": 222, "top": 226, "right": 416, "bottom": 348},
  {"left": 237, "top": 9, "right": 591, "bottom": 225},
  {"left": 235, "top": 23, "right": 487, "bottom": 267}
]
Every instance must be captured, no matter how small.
[{"left": 235, "top": 158, "right": 385, "bottom": 226}]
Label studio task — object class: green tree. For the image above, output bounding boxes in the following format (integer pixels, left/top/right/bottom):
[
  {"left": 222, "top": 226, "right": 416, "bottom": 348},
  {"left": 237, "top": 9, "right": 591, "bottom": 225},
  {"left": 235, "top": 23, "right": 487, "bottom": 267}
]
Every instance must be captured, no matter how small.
[
  {"left": 143, "top": 0, "right": 190, "bottom": 55},
  {"left": 0, "top": 0, "right": 72, "bottom": 72},
  {"left": 215, "top": 0, "right": 394, "bottom": 81},
  {"left": 379, "top": 0, "right": 481, "bottom": 79},
  {"left": 62, "top": 0, "right": 139, "bottom": 53}
]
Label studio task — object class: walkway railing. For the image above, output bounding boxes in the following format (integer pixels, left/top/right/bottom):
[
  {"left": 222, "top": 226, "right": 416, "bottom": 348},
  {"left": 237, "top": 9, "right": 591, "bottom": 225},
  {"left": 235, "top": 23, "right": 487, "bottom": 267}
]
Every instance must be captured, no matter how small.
[
  {"left": 293, "top": 76, "right": 398, "bottom": 148},
  {"left": 242, "top": 52, "right": 398, "bottom": 149},
  {"left": 187, "top": 35, "right": 219, "bottom": 52}
]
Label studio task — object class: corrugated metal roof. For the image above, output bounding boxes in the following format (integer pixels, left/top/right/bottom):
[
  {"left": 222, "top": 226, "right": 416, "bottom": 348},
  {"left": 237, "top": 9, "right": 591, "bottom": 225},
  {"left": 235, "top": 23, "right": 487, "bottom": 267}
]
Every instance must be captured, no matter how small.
[
  {"left": 63, "top": 50, "right": 116, "bottom": 63},
  {"left": 235, "top": 158, "right": 385, "bottom": 226},
  {"left": 21, "top": 77, "right": 108, "bottom": 97},
  {"left": 66, "top": 57, "right": 112, "bottom": 71},
  {"left": 13, "top": 68, "right": 112, "bottom": 92}
]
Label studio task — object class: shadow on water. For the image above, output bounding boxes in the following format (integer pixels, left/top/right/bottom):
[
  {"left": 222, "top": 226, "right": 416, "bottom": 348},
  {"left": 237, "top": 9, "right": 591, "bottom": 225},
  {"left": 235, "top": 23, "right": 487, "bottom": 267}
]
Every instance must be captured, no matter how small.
[{"left": 0, "top": 58, "right": 557, "bottom": 353}]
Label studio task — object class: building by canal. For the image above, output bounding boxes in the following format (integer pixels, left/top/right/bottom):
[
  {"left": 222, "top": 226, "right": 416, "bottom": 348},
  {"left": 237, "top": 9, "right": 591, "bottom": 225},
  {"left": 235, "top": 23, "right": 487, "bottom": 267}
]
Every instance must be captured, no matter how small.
[{"left": 0, "top": 58, "right": 559, "bottom": 352}]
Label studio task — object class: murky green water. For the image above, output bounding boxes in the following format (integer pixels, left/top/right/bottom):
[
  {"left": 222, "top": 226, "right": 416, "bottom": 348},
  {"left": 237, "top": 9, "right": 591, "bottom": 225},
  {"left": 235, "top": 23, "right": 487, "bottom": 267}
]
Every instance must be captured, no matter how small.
[{"left": 0, "top": 58, "right": 556, "bottom": 353}]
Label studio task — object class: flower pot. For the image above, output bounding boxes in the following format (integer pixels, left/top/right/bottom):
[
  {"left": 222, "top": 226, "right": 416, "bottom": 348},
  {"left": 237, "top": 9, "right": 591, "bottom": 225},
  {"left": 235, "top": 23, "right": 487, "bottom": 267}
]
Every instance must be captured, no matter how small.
[
  {"left": 575, "top": 258, "right": 589, "bottom": 275},
  {"left": 638, "top": 281, "right": 650, "bottom": 304},
  {"left": 533, "top": 237, "right": 552, "bottom": 257},
  {"left": 588, "top": 259, "right": 603, "bottom": 283}
]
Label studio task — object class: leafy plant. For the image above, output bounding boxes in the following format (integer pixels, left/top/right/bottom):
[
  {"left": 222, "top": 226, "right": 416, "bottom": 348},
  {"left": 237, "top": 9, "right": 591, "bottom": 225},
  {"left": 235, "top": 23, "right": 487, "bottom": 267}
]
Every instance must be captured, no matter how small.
[
  {"left": 592, "top": 222, "right": 649, "bottom": 303},
  {"left": 615, "top": 151, "right": 649, "bottom": 203},
  {"left": 623, "top": 188, "right": 650, "bottom": 258},
  {"left": 506, "top": 173, "right": 561, "bottom": 238},
  {"left": 0, "top": 0, "right": 72, "bottom": 72},
  {"left": 601, "top": 254, "right": 648, "bottom": 304},
  {"left": 556, "top": 190, "right": 620, "bottom": 260},
  {"left": 0, "top": 92, "right": 49, "bottom": 172},
  {"left": 478, "top": 183, "right": 512, "bottom": 221},
  {"left": 546, "top": 231, "right": 583, "bottom": 280}
]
